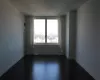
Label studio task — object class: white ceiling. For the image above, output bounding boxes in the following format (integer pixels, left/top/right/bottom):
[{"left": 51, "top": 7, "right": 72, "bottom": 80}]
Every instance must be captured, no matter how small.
[{"left": 10, "top": 0, "right": 88, "bottom": 16}]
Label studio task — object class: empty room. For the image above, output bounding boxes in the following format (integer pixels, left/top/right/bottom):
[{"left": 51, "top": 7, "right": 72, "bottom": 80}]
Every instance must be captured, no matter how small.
[{"left": 0, "top": 0, "right": 100, "bottom": 80}]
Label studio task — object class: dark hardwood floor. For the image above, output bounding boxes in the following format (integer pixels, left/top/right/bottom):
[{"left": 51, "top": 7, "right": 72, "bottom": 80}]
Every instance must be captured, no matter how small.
[{"left": 0, "top": 55, "right": 94, "bottom": 80}]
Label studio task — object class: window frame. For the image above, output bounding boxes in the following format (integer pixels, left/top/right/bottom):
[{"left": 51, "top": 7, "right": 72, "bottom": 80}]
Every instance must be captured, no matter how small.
[{"left": 33, "top": 16, "right": 60, "bottom": 45}]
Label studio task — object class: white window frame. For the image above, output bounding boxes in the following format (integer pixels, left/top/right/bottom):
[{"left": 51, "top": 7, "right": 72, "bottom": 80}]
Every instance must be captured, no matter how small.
[{"left": 33, "top": 16, "right": 60, "bottom": 45}]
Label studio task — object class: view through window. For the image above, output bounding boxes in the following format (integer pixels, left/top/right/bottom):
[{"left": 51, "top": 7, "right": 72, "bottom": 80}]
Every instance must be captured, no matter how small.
[
  {"left": 47, "top": 19, "right": 58, "bottom": 43},
  {"left": 33, "top": 18, "right": 58, "bottom": 44},
  {"left": 34, "top": 19, "right": 45, "bottom": 43}
]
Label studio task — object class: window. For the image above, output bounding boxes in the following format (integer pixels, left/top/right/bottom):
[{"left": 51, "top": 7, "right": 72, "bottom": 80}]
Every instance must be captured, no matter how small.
[
  {"left": 47, "top": 19, "right": 58, "bottom": 43},
  {"left": 34, "top": 19, "right": 45, "bottom": 43},
  {"left": 33, "top": 18, "right": 59, "bottom": 44}
]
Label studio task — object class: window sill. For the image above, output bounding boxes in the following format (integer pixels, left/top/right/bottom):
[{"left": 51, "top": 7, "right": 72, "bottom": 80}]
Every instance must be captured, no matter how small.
[{"left": 33, "top": 43, "right": 60, "bottom": 46}]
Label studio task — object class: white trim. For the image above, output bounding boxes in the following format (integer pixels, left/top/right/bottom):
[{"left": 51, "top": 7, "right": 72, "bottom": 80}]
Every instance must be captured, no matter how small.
[
  {"left": 45, "top": 18, "right": 47, "bottom": 43},
  {"left": 33, "top": 17, "right": 60, "bottom": 45},
  {"left": 34, "top": 43, "right": 60, "bottom": 45}
]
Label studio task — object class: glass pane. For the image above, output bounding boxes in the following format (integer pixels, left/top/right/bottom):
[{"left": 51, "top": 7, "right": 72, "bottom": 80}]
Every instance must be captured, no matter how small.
[
  {"left": 34, "top": 19, "right": 45, "bottom": 43},
  {"left": 47, "top": 19, "right": 58, "bottom": 43}
]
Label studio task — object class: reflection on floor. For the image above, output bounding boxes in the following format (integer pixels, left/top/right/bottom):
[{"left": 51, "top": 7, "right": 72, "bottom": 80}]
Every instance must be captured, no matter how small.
[
  {"left": 33, "top": 60, "right": 60, "bottom": 80},
  {"left": 0, "top": 55, "right": 94, "bottom": 80}
]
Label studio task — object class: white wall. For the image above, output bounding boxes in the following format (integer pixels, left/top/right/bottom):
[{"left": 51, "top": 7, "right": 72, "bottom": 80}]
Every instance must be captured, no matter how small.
[
  {"left": 60, "top": 15, "right": 66, "bottom": 54},
  {"left": 76, "top": 0, "right": 100, "bottom": 80},
  {"left": 24, "top": 16, "right": 33, "bottom": 55},
  {"left": 0, "top": 0, "right": 24, "bottom": 77},
  {"left": 34, "top": 45, "right": 62, "bottom": 55},
  {"left": 69, "top": 11, "right": 77, "bottom": 59},
  {"left": 66, "top": 11, "right": 77, "bottom": 59},
  {"left": 66, "top": 12, "right": 69, "bottom": 58}
]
